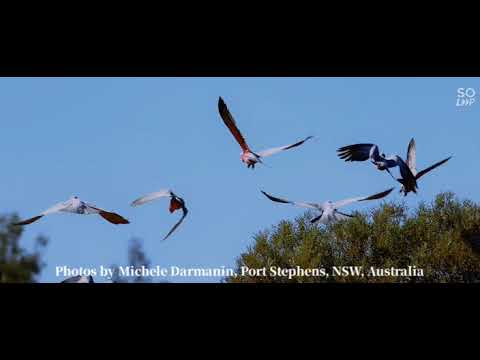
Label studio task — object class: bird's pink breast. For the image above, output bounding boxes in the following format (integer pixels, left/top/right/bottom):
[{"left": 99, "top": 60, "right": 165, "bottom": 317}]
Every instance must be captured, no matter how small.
[
  {"left": 241, "top": 151, "right": 256, "bottom": 164},
  {"left": 169, "top": 198, "right": 182, "bottom": 213}
]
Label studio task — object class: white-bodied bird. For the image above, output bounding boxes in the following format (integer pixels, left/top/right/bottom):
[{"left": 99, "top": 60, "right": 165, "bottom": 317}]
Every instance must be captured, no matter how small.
[
  {"left": 131, "top": 189, "right": 188, "bottom": 240},
  {"left": 261, "top": 187, "right": 394, "bottom": 224},
  {"left": 218, "top": 97, "right": 313, "bottom": 169},
  {"left": 61, "top": 275, "right": 94, "bottom": 283},
  {"left": 14, "top": 196, "right": 129, "bottom": 226}
]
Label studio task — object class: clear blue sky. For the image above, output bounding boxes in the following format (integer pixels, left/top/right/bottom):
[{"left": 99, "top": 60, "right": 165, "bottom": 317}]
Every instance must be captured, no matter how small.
[{"left": 1, "top": 78, "right": 479, "bottom": 282}]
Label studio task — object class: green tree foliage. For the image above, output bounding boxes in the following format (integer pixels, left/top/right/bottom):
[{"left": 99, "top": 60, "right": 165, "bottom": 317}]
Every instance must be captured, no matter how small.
[
  {"left": 0, "top": 214, "right": 48, "bottom": 283},
  {"left": 227, "top": 192, "right": 480, "bottom": 283}
]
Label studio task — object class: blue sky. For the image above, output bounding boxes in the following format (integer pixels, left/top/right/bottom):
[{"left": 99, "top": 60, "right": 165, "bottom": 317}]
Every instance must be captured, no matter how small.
[{"left": 1, "top": 77, "right": 479, "bottom": 282}]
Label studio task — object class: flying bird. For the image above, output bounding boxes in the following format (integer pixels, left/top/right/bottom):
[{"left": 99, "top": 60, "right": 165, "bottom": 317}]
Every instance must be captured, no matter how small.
[
  {"left": 131, "top": 189, "right": 188, "bottom": 240},
  {"left": 218, "top": 97, "right": 313, "bottom": 168},
  {"left": 61, "top": 275, "right": 94, "bottom": 283},
  {"left": 14, "top": 196, "right": 129, "bottom": 226},
  {"left": 337, "top": 142, "right": 417, "bottom": 188},
  {"left": 397, "top": 138, "right": 452, "bottom": 196},
  {"left": 261, "top": 188, "right": 394, "bottom": 224}
]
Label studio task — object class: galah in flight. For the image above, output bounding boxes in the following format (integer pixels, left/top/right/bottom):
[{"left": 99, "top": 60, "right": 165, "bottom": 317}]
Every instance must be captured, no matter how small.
[
  {"left": 337, "top": 142, "right": 417, "bottom": 188},
  {"left": 14, "top": 196, "right": 129, "bottom": 226},
  {"left": 396, "top": 138, "right": 452, "bottom": 196},
  {"left": 131, "top": 189, "right": 188, "bottom": 240},
  {"left": 261, "top": 187, "right": 394, "bottom": 224},
  {"left": 218, "top": 97, "right": 313, "bottom": 169}
]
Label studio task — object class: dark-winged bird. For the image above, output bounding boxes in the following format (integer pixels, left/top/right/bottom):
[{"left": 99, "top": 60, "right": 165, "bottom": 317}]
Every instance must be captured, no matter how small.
[
  {"left": 337, "top": 142, "right": 418, "bottom": 189},
  {"left": 397, "top": 138, "right": 452, "bottom": 196},
  {"left": 14, "top": 196, "right": 129, "bottom": 226},
  {"left": 61, "top": 275, "right": 94, "bottom": 283},
  {"left": 261, "top": 187, "right": 394, "bottom": 224},
  {"left": 131, "top": 189, "right": 188, "bottom": 240}
]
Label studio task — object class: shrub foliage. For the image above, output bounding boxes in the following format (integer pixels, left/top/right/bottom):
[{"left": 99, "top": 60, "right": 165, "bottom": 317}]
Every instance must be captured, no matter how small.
[{"left": 227, "top": 192, "right": 480, "bottom": 283}]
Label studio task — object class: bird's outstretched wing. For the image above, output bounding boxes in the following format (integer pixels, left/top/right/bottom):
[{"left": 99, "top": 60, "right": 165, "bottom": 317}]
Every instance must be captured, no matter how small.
[
  {"left": 131, "top": 190, "right": 172, "bottom": 207},
  {"left": 406, "top": 138, "right": 417, "bottom": 175},
  {"left": 257, "top": 136, "right": 314, "bottom": 158},
  {"left": 415, "top": 156, "right": 452, "bottom": 180},
  {"left": 218, "top": 97, "right": 250, "bottom": 152},
  {"left": 333, "top": 188, "right": 394, "bottom": 208},
  {"left": 13, "top": 201, "right": 70, "bottom": 226},
  {"left": 97, "top": 210, "right": 130, "bottom": 225},
  {"left": 87, "top": 204, "right": 130, "bottom": 225},
  {"left": 13, "top": 215, "right": 44, "bottom": 226},
  {"left": 337, "top": 143, "right": 376, "bottom": 162},
  {"left": 261, "top": 191, "right": 318, "bottom": 209},
  {"left": 163, "top": 206, "right": 188, "bottom": 241}
]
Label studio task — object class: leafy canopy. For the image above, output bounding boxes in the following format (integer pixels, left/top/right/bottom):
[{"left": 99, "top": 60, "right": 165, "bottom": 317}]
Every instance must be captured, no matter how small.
[
  {"left": 0, "top": 214, "right": 48, "bottom": 283},
  {"left": 227, "top": 192, "right": 480, "bottom": 283}
]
